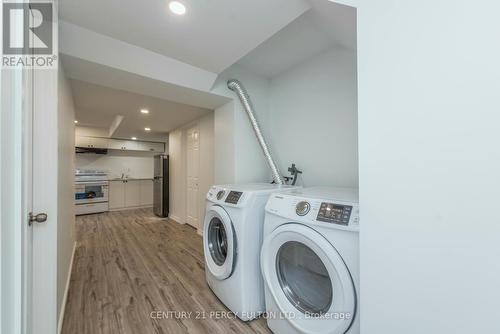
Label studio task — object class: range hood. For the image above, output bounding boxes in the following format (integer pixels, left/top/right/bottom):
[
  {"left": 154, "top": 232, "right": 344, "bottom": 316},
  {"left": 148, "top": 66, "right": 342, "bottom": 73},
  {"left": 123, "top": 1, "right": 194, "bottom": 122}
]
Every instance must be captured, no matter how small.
[{"left": 75, "top": 147, "right": 108, "bottom": 154}]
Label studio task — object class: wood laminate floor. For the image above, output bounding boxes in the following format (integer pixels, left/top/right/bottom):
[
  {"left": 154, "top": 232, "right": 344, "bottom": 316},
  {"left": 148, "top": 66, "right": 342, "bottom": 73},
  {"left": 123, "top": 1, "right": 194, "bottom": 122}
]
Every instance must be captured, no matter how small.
[{"left": 62, "top": 208, "right": 271, "bottom": 334}]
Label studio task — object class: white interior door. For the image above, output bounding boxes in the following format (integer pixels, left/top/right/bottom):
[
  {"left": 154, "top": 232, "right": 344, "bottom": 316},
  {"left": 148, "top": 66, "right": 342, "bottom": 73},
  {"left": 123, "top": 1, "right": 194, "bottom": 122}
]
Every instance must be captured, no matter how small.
[
  {"left": 186, "top": 127, "right": 200, "bottom": 228},
  {"left": 31, "top": 62, "right": 59, "bottom": 334},
  {"left": 1, "top": 7, "right": 57, "bottom": 334},
  {"left": 23, "top": 61, "right": 35, "bottom": 334},
  {"left": 1, "top": 64, "right": 34, "bottom": 334}
]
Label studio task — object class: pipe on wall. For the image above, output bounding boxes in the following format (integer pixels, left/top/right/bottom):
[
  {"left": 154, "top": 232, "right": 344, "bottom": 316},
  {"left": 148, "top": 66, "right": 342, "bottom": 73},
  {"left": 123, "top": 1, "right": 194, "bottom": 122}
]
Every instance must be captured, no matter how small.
[{"left": 227, "top": 79, "right": 285, "bottom": 185}]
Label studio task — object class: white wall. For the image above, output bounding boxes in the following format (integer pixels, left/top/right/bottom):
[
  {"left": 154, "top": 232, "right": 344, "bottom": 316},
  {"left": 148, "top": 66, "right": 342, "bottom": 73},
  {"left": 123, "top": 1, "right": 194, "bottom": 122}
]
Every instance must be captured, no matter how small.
[
  {"left": 75, "top": 150, "right": 156, "bottom": 179},
  {"left": 75, "top": 126, "right": 108, "bottom": 137},
  {"left": 268, "top": 46, "right": 358, "bottom": 187},
  {"left": 213, "top": 101, "right": 236, "bottom": 184},
  {"left": 57, "top": 64, "right": 76, "bottom": 325},
  {"left": 211, "top": 65, "right": 272, "bottom": 184},
  {"left": 168, "top": 113, "right": 214, "bottom": 234},
  {"left": 211, "top": 48, "right": 358, "bottom": 188},
  {"left": 346, "top": 1, "right": 500, "bottom": 333}
]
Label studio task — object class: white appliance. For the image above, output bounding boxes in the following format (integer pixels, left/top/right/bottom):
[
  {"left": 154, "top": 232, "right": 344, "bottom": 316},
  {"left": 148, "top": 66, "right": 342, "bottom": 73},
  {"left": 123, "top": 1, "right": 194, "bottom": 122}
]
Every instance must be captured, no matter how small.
[
  {"left": 203, "top": 183, "right": 299, "bottom": 321},
  {"left": 261, "top": 187, "right": 359, "bottom": 334},
  {"left": 75, "top": 170, "right": 109, "bottom": 215}
]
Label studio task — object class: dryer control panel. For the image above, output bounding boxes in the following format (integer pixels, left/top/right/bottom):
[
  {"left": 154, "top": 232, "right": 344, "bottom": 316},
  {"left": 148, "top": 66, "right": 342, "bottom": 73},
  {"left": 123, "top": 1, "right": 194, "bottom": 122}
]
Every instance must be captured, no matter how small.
[
  {"left": 265, "top": 187, "right": 359, "bottom": 231},
  {"left": 317, "top": 202, "right": 352, "bottom": 226},
  {"left": 225, "top": 191, "right": 243, "bottom": 204}
]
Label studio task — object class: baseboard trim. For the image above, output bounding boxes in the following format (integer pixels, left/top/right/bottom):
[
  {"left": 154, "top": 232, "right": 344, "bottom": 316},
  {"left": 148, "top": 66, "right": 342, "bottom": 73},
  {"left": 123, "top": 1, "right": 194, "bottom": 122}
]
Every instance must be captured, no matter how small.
[
  {"left": 58, "top": 242, "right": 76, "bottom": 334},
  {"left": 169, "top": 214, "right": 185, "bottom": 224}
]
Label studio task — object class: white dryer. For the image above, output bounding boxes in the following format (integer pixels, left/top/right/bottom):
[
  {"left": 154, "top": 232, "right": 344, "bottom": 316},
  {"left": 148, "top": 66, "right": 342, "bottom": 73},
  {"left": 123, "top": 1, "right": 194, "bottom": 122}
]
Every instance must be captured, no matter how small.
[
  {"left": 203, "top": 183, "right": 299, "bottom": 321},
  {"left": 261, "top": 187, "right": 359, "bottom": 334}
]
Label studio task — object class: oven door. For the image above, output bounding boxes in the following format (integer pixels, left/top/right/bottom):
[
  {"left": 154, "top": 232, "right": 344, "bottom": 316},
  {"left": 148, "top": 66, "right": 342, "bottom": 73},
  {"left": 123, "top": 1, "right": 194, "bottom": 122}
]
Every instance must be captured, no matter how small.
[{"left": 75, "top": 181, "right": 109, "bottom": 204}]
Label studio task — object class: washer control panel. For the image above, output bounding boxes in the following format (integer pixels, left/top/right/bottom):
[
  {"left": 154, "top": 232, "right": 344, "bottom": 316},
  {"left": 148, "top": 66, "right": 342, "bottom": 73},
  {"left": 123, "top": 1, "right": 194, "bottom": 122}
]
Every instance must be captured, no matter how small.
[
  {"left": 317, "top": 202, "right": 352, "bottom": 226},
  {"left": 225, "top": 191, "right": 243, "bottom": 204},
  {"left": 295, "top": 201, "right": 311, "bottom": 216}
]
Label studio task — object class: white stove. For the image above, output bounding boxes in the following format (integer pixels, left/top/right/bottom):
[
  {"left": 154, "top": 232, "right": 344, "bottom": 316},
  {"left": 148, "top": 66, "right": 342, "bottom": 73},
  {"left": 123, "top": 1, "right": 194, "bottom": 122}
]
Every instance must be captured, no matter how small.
[{"left": 75, "top": 170, "right": 109, "bottom": 215}]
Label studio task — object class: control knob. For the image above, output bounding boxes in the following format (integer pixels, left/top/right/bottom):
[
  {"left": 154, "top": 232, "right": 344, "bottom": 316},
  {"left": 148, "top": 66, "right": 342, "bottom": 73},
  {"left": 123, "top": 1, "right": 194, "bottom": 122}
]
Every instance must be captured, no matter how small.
[{"left": 296, "top": 201, "right": 311, "bottom": 216}]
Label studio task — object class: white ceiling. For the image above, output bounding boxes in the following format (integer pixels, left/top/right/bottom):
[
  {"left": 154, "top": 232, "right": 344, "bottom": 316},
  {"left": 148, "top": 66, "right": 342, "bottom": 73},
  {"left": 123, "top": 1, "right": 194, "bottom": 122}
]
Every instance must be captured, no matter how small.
[
  {"left": 62, "top": 0, "right": 357, "bottom": 141},
  {"left": 237, "top": 0, "right": 357, "bottom": 78},
  {"left": 59, "top": 0, "right": 310, "bottom": 73},
  {"left": 70, "top": 79, "right": 211, "bottom": 141},
  {"left": 61, "top": 54, "right": 230, "bottom": 110}
]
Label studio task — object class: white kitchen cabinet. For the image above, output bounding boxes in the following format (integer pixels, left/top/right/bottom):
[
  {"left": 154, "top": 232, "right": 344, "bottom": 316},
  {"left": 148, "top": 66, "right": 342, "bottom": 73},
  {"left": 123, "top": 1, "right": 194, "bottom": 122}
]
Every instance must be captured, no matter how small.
[
  {"left": 90, "top": 137, "right": 109, "bottom": 148},
  {"left": 124, "top": 180, "right": 141, "bottom": 207},
  {"left": 108, "top": 139, "right": 134, "bottom": 150},
  {"left": 132, "top": 141, "right": 148, "bottom": 151},
  {"left": 134, "top": 141, "right": 164, "bottom": 152},
  {"left": 75, "top": 136, "right": 91, "bottom": 148},
  {"left": 108, "top": 179, "right": 153, "bottom": 211},
  {"left": 148, "top": 142, "right": 165, "bottom": 152},
  {"left": 108, "top": 180, "right": 125, "bottom": 209},
  {"left": 75, "top": 136, "right": 164, "bottom": 152},
  {"left": 139, "top": 179, "right": 154, "bottom": 206},
  {"left": 75, "top": 136, "right": 109, "bottom": 149}
]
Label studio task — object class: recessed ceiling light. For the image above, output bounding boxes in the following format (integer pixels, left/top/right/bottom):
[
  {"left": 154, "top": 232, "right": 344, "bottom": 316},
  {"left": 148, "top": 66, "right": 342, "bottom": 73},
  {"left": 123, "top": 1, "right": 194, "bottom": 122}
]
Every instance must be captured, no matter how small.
[
  {"left": 131, "top": 137, "right": 137, "bottom": 140},
  {"left": 169, "top": 1, "right": 186, "bottom": 15},
  {"left": 144, "top": 127, "right": 151, "bottom": 131},
  {"left": 74, "top": 120, "right": 78, "bottom": 124},
  {"left": 140, "top": 109, "right": 149, "bottom": 114}
]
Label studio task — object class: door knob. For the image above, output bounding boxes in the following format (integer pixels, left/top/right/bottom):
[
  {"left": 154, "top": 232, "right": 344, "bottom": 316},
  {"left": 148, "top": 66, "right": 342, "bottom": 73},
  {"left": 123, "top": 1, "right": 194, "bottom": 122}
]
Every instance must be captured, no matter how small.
[{"left": 28, "top": 212, "right": 48, "bottom": 225}]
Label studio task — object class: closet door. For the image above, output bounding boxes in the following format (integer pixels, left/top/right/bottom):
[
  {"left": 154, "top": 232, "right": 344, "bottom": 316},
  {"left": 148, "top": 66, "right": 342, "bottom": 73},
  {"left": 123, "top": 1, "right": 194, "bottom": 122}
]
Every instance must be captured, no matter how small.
[{"left": 186, "top": 127, "right": 200, "bottom": 229}]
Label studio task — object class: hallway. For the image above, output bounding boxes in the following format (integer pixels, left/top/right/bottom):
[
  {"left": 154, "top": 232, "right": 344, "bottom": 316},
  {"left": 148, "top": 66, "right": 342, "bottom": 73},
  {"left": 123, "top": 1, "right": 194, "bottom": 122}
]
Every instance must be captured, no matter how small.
[{"left": 61, "top": 209, "right": 270, "bottom": 334}]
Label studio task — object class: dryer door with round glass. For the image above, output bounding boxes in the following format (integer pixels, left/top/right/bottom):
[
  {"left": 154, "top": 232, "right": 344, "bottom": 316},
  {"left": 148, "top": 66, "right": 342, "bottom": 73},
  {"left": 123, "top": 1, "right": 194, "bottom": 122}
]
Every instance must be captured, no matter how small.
[
  {"left": 261, "top": 223, "right": 356, "bottom": 334},
  {"left": 203, "top": 205, "right": 236, "bottom": 280}
]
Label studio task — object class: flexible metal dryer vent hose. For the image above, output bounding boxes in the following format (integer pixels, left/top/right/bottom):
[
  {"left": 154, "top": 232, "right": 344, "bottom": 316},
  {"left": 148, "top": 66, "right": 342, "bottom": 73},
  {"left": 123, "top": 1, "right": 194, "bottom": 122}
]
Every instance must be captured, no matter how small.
[{"left": 227, "top": 79, "right": 285, "bottom": 185}]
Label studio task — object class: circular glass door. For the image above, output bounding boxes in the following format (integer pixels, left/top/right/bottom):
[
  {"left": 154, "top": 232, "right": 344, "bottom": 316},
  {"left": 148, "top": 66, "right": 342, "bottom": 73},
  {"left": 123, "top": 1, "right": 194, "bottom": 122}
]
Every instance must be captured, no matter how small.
[
  {"left": 261, "top": 223, "right": 356, "bottom": 334},
  {"left": 276, "top": 241, "right": 333, "bottom": 316},
  {"left": 203, "top": 205, "right": 235, "bottom": 280},
  {"left": 207, "top": 216, "right": 228, "bottom": 266}
]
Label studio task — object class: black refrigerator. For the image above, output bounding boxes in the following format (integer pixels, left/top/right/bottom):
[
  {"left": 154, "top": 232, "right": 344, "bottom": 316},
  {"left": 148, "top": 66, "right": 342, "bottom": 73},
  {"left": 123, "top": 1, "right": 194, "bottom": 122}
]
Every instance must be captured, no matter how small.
[{"left": 153, "top": 154, "right": 169, "bottom": 217}]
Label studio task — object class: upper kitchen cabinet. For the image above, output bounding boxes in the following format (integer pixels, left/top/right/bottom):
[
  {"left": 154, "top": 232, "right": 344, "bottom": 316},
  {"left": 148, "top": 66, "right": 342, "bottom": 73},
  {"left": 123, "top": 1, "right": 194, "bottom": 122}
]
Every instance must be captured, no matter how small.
[
  {"left": 135, "top": 141, "right": 165, "bottom": 153},
  {"left": 75, "top": 135, "right": 109, "bottom": 149},
  {"left": 107, "top": 138, "right": 136, "bottom": 151},
  {"left": 108, "top": 139, "right": 164, "bottom": 152},
  {"left": 77, "top": 136, "right": 165, "bottom": 152}
]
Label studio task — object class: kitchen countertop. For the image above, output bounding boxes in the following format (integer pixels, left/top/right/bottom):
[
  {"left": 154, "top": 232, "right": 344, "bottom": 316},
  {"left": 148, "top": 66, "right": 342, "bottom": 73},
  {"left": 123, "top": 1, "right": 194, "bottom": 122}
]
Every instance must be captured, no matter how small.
[{"left": 108, "top": 178, "right": 154, "bottom": 181}]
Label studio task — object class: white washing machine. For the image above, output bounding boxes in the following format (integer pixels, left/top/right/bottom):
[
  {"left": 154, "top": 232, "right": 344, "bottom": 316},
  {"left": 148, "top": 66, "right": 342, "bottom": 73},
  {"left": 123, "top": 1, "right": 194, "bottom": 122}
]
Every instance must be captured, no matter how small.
[
  {"left": 203, "top": 183, "right": 299, "bottom": 321},
  {"left": 261, "top": 187, "right": 359, "bottom": 334}
]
